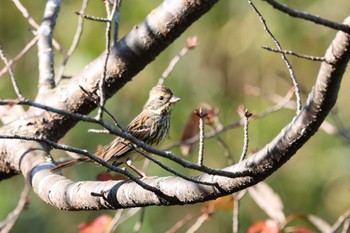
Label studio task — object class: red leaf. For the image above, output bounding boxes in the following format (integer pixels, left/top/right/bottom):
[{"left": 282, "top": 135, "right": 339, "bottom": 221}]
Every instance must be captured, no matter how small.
[
  {"left": 96, "top": 173, "right": 127, "bottom": 181},
  {"left": 247, "top": 220, "right": 280, "bottom": 233},
  {"left": 79, "top": 215, "right": 112, "bottom": 233}
]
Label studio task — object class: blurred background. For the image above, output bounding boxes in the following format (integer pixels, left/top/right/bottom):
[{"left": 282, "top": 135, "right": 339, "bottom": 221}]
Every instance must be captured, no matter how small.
[{"left": 0, "top": 0, "right": 350, "bottom": 232}]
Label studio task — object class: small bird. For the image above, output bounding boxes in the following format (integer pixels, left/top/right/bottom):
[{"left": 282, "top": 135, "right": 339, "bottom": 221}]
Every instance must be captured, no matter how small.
[{"left": 52, "top": 85, "right": 180, "bottom": 173}]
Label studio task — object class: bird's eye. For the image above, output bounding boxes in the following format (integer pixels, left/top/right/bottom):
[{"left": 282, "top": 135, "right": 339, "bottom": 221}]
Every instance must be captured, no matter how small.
[{"left": 159, "top": 96, "right": 164, "bottom": 101}]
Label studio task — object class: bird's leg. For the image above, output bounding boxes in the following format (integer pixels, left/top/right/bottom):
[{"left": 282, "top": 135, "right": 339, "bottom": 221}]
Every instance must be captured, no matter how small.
[{"left": 126, "top": 159, "right": 148, "bottom": 178}]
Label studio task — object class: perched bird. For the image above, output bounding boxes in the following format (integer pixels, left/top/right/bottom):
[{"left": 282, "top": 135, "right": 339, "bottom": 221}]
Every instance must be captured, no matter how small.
[{"left": 52, "top": 85, "right": 180, "bottom": 173}]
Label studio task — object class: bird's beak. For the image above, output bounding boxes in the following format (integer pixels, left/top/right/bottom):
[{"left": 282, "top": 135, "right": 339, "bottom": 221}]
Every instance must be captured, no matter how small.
[{"left": 170, "top": 96, "right": 181, "bottom": 104}]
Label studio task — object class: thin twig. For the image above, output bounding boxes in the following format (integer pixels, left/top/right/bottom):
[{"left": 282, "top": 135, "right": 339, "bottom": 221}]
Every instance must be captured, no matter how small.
[
  {"left": 97, "top": 0, "right": 119, "bottom": 120},
  {"left": 109, "top": 208, "right": 141, "bottom": 232},
  {"left": 113, "top": 0, "right": 122, "bottom": 44},
  {"left": 158, "top": 37, "right": 198, "bottom": 86},
  {"left": 12, "top": 0, "right": 39, "bottom": 29},
  {"left": 0, "top": 35, "right": 40, "bottom": 78},
  {"left": 186, "top": 214, "right": 209, "bottom": 233},
  {"left": 105, "top": 209, "right": 123, "bottom": 233},
  {"left": 87, "top": 129, "right": 110, "bottom": 134},
  {"left": 0, "top": 182, "right": 30, "bottom": 233},
  {"left": 232, "top": 194, "right": 239, "bottom": 233},
  {"left": 209, "top": 117, "right": 235, "bottom": 165},
  {"left": 166, "top": 210, "right": 202, "bottom": 233},
  {"left": 331, "top": 209, "right": 350, "bottom": 233},
  {"left": 79, "top": 86, "right": 123, "bottom": 130},
  {"left": 239, "top": 110, "right": 251, "bottom": 162},
  {"left": 262, "top": 46, "right": 326, "bottom": 62},
  {"left": 341, "top": 219, "right": 349, "bottom": 233},
  {"left": 133, "top": 208, "right": 145, "bottom": 233},
  {"left": 130, "top": 145, "right": 218, "bottom": 186},
  {"left": 104, "top": 0, "right": 111, "bottom": 14},
  {"left": 233, "top": 190, "right": 247, "bottom": 233},
  {"left": 328, "top": 110, "right": 350, "bottom": 144},
  {"left": 197, "top": 108, "right": 205, "bottom": 166},
  {"left": 264, "top": 0, "right": 350, "bottom": 34},
  {"left": 56, "top": 0, "right": 89, "bottom": 83},
  {"left": 0, "top": 46, "right": 23, "bottom": 98},
  {"left": 75, "top": 12, "right": 110, "bottom": 22},
  {"left": 11, "top": 0, "right": 65, "bottom": 54},
  {"left": 248, "top": 0, "right": 302, "bottom": 114},
  {"left": 253, "top": 86, "right": 295, "bottom": 119},
  {"left": 215, "top": 135, "right": 234, "bottom": 165}
]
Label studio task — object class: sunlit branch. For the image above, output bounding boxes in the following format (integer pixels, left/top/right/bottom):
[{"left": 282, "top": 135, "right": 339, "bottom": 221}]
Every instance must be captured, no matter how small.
[
  {"left": 264, "top": 0, "right": 350, "bottom": 34},
  {"left": 37, "top": 0, "right": 61, "bottom": 92}
]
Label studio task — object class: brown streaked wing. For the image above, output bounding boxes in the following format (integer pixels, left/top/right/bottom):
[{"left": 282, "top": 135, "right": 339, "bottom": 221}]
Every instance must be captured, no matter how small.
[
  {"left": 126, "top": 112, "right": 154, "bottom": 144},
  {"left": 95, "top": 137, "right": 133, "bottom": 162},
  {"left": 95, "top": 111, "right": 153, "bottom": 162}
]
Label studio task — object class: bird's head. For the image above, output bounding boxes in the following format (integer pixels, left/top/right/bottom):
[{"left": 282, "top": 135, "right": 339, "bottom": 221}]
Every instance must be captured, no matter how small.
[{"left": 143, "top": 85, "right": 180, "bottom": 114}]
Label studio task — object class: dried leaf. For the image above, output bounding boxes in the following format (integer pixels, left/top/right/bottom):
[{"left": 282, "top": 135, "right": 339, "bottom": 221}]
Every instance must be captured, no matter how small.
[
  {"left": 180, "top": 104, "right": 220, "bottom": 155},
  {"left": 180, "top": 111, "right": 200, "bottom": 155},
  {"left": 203, "top": 195, "right": 234, "bottom": 213},
  {"left": 248, "top": 182, "right": 286, "bottom": 224}
]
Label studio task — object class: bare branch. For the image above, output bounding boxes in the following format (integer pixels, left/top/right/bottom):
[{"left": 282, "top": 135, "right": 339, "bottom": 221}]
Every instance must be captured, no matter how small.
[
  {"left": 264, "top": 0, "right": 350, "bottom": 34},
  {"left": 197, "top": 107, "right": 205, "bottom": 166},
  {"left": 331, "top": 209, "right": 350, "bottom": 233},
  {"left": 37, "top": 0, "right": 61, "bottom": 93},
  {"left": 97, "top": 0, "right": 119, "bottom": 120},
  {"left": 233, "top": 191, "right": 247, "bottom": 233},
  {"left": 239, "top": 110, "right": 251, "bottom": 162},
  {"left": 105, "top": 209, "right": 123, "bottom": 233},
  {"left": 262, "top": 46, "right": 326, "bottom": 62},
  {"left": 113, "top": 0, "right": 122, "bottom": 44},
  {"left": 75, "top": 12, "right": 110, "bottom": 22},
  {"left": 0, "top": 46, "right": 23, "bottom": 98},
  {"left": 0, "top": 182, "right": 30, "bottom": 233},
  {"left": 158, "top": 36, "right": 198, "bottom": 86},
  {"left": 11, "top": 0, "right": 64, "bottom": 54},
  {"left": 56, "top": 0, "right": 88, "bottom": 83},
  {"left": 0, "top": 35, "right": 39, "bottom": 78},
  {"left": 248, "top": 0, "right": 302, "bottom": 113}
]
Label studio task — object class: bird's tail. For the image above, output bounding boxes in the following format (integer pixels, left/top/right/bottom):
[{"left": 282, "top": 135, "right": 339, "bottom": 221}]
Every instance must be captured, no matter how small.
[{"left": 51, "top": 157, "right": 90, "bottom": 172}]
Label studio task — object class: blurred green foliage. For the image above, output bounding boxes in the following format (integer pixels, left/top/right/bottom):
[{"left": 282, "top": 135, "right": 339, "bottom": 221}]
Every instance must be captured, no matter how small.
[{"left": 1, "top": 0, "right": 350, "bottom": 232}]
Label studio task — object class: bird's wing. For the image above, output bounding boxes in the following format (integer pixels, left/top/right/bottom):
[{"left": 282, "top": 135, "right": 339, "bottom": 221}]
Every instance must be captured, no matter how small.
[
  {"left": 126, "top": 113, "right": 154, "bottom": 144},
  {"left": 95, "top": 137, "right": 132, "bottom": 162},
  {"left": 95, "top": 113, "right": 154, "bottom": 162}
]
